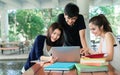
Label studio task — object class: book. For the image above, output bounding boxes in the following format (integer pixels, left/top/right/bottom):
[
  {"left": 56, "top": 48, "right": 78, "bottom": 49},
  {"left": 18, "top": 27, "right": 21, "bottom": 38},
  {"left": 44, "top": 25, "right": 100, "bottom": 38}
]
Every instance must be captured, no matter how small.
[
  {"left": 75, "top": 63, "right": 108, "bottom": 74},
  {"left": 85, "top": 53, "right": 104, "bottom": 58},
  {"left": 44, "top": 62, "right": 76, "bottom": 71},
  {"left": 80, "top": 57, "right": 107, "bottom": 66},
  {"left": 81, "top": 57, "right": 106, "bottom": 63},
  {"left": 80, "top": 62, "right": 108, "bottom": 66}
]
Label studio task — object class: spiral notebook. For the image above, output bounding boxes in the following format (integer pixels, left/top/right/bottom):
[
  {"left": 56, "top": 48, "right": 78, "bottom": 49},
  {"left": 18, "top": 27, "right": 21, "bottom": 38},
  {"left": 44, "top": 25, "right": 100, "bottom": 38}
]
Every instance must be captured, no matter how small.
[{"left": 44, "top": 62, "right": 76, "bottom": 71}]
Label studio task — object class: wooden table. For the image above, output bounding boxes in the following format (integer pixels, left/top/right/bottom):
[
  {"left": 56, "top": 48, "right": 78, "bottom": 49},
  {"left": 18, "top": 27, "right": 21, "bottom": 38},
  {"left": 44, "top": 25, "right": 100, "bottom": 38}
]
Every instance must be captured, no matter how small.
[{"left": 22, "top": 63, "right": 120, "bottom": 75}]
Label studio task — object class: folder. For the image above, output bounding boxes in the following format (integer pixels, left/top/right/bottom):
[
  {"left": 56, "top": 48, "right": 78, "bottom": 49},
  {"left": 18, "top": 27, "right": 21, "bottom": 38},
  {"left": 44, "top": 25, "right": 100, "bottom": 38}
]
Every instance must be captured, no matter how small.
[
  {"left": 44, "top": 62, "right": 76, "bottom": 71},
  {"left": 85, "top": 53, "right": 104, "bottom": 58}
]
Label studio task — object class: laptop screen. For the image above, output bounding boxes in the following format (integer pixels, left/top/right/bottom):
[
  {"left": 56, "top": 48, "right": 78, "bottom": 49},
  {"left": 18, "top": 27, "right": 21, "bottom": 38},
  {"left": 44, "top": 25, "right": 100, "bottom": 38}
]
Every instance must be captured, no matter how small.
[{"left": 50, "top": 46, "right": 80, "bottom": 62}]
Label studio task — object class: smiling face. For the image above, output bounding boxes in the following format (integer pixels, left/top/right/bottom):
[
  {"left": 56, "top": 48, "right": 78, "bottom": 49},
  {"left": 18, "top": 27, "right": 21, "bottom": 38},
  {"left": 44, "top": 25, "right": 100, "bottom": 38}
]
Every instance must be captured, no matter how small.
[
  {"left": 89, "top": 23, "right": 103, "bottom": 37},
  {"left": 50, "top": 29, "right": 61, "bottom": 42},
  {"left": 64, "top": 14, "right": 77, "bottom": 26}
]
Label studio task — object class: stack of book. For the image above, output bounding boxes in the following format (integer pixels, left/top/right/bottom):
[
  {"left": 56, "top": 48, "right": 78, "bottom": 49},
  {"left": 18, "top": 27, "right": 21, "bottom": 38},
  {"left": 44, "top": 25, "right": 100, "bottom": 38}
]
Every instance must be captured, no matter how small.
[
  {"left": 75, "top": 54, "right": 108, "bottom": 73},
  {"left": 80, "top": 57, "right": 108, "bottom": 66}
]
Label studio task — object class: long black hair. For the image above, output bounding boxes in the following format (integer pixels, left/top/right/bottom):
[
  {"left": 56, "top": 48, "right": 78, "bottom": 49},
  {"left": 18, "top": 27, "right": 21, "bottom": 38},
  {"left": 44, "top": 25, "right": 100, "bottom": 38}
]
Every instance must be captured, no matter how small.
[
  {"left": 46, "top": 22, "right": 64, "bottom": 46},
  {"left": 89, "top": 14, "right": 112, "bottom": 32}
]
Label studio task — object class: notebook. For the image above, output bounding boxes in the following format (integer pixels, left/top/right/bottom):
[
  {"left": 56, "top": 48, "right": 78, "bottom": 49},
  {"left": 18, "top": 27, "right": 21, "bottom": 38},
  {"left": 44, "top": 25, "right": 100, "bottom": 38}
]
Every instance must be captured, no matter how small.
[
  {"left": 44, "top": 62, "right": 76, "bottom": 71},
  {"left": 50, "top": 46, "right": 80, "bottom": 62},
  {"left": 75, "top": 63, "right": 108, "bottom": 73}
]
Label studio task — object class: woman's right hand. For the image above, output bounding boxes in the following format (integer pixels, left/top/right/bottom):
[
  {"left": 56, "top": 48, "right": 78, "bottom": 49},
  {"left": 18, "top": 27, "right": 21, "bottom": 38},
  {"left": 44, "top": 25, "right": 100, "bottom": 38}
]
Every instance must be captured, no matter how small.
[
  {"left": 80, "top": 48, "right": 90, "bottom": 56},
  {"left": 37, "top": 56, "right": 58, "bottom": 66},
  {"left": 40, "top": 56, "right": 52, "bottom": 61}
]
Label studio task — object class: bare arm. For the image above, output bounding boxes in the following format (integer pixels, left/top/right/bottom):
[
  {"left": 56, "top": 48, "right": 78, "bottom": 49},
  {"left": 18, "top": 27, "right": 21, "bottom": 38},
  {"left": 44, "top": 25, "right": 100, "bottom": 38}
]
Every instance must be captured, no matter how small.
[
  {"left": 94, "top": 33, "right": 114, "bottom": 61},
  {"left": 79, "top": 29, "right": 89, "bottom": 54},
  {"left": 79, "top": 29, "right": 88, "bottom": 48},
  {"left": 105, "top": 33, "right": 114, "bottom": 61}
]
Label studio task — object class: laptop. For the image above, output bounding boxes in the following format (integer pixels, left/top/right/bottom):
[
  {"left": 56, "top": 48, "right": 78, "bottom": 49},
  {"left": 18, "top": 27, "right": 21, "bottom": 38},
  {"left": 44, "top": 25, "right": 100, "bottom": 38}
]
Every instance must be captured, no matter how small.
[{"left": 50, "top": 46, "right": 80, "bottom": 63}]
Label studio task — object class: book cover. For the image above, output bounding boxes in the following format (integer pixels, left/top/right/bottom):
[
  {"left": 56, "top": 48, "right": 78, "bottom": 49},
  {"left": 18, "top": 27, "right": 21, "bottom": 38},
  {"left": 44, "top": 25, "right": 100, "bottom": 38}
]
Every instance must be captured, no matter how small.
[
  {"left": 44, "top": 62, "right": 76, "bottom": 71},
  {"left": 75, "top": 63, "right": 108, "bottom": 74},
  {"left": 81, "top": 57, "right": 106, "bottom": 63},
  {"left": 85, "top": 53, "right": 104, "bottom": 58},
  {"left": 80, "top": 62, "right": 108, "bottom": 66}
]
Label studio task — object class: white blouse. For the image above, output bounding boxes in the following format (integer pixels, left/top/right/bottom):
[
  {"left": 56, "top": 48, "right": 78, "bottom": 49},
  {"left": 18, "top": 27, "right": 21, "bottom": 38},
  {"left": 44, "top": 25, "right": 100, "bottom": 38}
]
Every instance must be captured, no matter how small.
[{"left": 43, "top": 40, "right": 51, "bottom": 56}]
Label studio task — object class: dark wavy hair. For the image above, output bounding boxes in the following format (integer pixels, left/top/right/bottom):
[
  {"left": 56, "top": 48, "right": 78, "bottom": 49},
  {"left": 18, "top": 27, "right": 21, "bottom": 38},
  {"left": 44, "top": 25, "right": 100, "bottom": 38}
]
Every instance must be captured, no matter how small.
[
  {"left": 89, "top": 14, "right": 112, "bottom": 32},
  {"left": 64, "top": 3, "right": 79, "bottom": 17},
  {"left": 46, "top": 22, "right": 64, "bottom": 46}
]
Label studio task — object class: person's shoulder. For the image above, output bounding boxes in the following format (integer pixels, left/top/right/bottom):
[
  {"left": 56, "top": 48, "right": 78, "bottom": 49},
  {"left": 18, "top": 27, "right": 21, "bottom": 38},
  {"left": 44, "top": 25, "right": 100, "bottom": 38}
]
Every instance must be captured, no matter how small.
[
  {"left": 78, "top": 14, "right": 84, "bottom": 18},
  {"left": 105, "top": 32, "right": 114, "bottom": 40},
  {"left": 78, "top": 14, "right": 83, "bottom": 16},
  {"left": 58, "top": 13, "right": 65, "bottom": 23},
  {"left": 36, "top": 35, "right": 46, "bottom": 40},
  {"left": 105, "top": 32, "right": 114, "bottom": 37},
  {"left": 58, "top": 13, "right": 64, "bottom": 16},
  {"left": 58, "top": 13, "right": 64, "bottom": 18}
]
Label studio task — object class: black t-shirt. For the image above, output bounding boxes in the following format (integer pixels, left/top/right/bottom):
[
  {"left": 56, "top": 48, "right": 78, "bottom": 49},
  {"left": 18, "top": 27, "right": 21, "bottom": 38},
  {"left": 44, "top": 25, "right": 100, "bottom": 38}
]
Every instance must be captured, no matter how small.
[{"left": 57, "top": 13, "right": 86, "bottom": 48}]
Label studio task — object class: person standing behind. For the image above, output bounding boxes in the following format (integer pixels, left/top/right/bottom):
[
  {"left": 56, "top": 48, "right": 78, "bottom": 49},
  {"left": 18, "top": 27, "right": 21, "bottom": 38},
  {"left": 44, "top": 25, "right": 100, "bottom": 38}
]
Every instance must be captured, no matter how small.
[
  {"left": 88, "top": 14, "right": 120, "bottom": 74},
  {"left": 57, "top": 3, "right": 88, "bottom": 52},
  {"left": 21, "top": 22, "right": 64, "bottom": 73}
]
